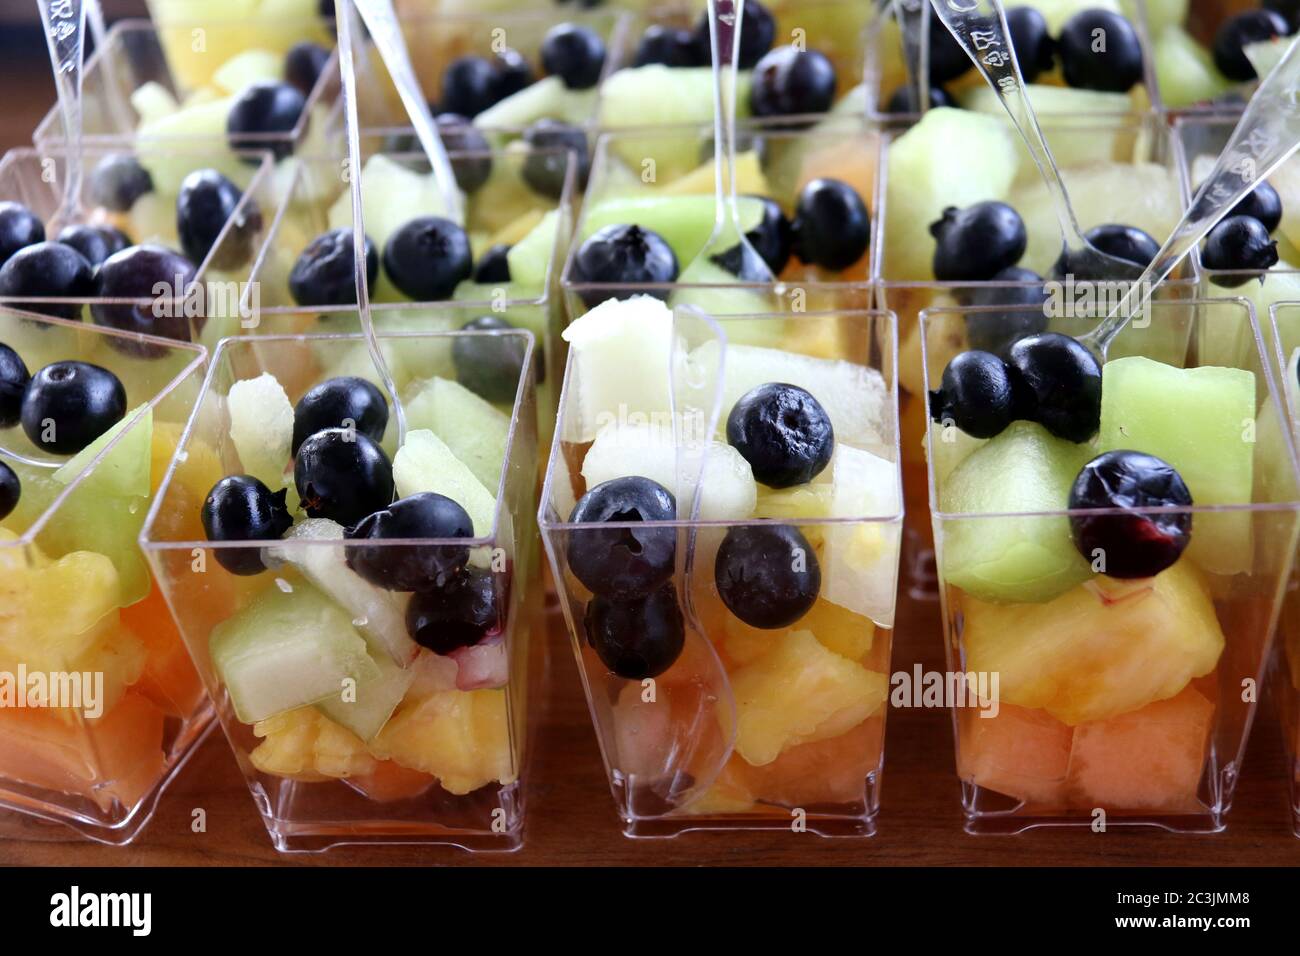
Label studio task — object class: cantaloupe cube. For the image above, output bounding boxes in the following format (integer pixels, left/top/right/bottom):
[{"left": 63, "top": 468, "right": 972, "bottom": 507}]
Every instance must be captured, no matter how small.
[
  {"left": 736, "top": 717, "right": 881, "bottom": 807},
  {"left": 958, "top": 703, "right": 1073, "bottom": 807}
]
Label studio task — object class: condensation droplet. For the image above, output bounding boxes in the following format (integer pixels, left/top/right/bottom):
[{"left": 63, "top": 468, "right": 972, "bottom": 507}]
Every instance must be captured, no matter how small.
[{"left": 275, "top": 577, "right": 293, "bottom": 593}]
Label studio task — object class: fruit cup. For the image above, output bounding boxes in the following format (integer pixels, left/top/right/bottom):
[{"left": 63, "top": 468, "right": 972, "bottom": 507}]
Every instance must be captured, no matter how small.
[
  {"left": 33, "top": 18, "right": 339, "bottom": 187},
  {"left": 141, "top": 327, "right": 544, "bottom": 851},
  {"left": 540, "top": 303, "right": 902, "bottom": 836},
  {"left": 865, "top": 0, "right": 1157, "bottom": 118},
  {"left": 920, "top": 296, "right": 1300, "bottom": 833},
  {"left": 562, "top": 122, "right": 880, "bottom": 321},
  {"left": 602, "top": 0, "right": 873, "bottom": 131},
  {"left": 0, "top": 306, "right": 210, "bottom": 844},
  {"left": 238, "top": 142, "right": 576, "bottom": 458},
  {"left": 0, "top": 144, "right": 277, "bottom": 351}
]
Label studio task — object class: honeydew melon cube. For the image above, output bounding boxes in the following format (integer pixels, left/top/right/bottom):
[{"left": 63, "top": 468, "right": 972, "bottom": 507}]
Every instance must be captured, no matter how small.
[
  {"left": 54, "top": 404, "right": 153, "bottom": 500},
  {"left": 405, "top": 376, "right": 510, "bottom": 490},
  {"left": 136, "top": 96, "right": 246, "bottom": 191},
  {"left": 130, "top": 81, "right": 179, "bottom": 124},
  {"left": 581, "top": 194, "right": 766, "bottom": 264},
  {"left": 1154, "top": 26, "right": 1233, "bottom": 108},
  {"left": 506, "top": 208, "right": 561, "bottom": 293},
  {"left": 226, "top": 373, "right": 294, "bottom": 488},
  {"left": 667, "top": 270, "right": 787, "bottom": 348},
  {"left": 473, "top": 75, "right": 597, "bottom": 129},
  {"left": 328, "top": 154, "right": 459, "bottom": 250},
  {"left": 598, "top": 66, "right": 752, "bottom": 130},
  {"left": 392, "top": 430, "right": 498, "bottom": 537},
  {"left": 1098, "top": 356, "right": 1256, "bottom": 574},
  {"left": 1245, "top": 39, "right": 1289, "bottom": 79},
  {"left": 821, "top": 445, "right": 903, "bottom": 628},
  {"left": 212, "top": 49, "right": 284, "bottom": 95},
  {"left": 1035, "top": 0, "right": 1121, "bottom": 32},
  {"left": 316, "top": 647, "right": 416, "bottom": 742},
  {"left": 961, "top": 84, "right": 1135, "bottom": 168},
  {"left": 1121, "top": 0, "right": 1188, "bottom": 34},
  {"left": 938, "top": 421, "right": 1094, "bottom": 604},
  {"left": 209, "top": 581, "right": 381, "bottom": 724}
]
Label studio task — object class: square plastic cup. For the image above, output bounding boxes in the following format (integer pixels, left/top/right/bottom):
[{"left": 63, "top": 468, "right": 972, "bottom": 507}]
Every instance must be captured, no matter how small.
[
  {"left": 239, "top": 144, "right": 577, "bottom": 458},
  {"left": 140, "top": 328, "right": 544, "bottom": 852},
  {"left": 864, "top": 0, "right": 1158, "bottom": 119},
  {"left": 34, "top": 18, "right": 340, "bottom": 178},
  {"left": 603, "top": 0, "right": 873, "bottom": 132},
  {"left": 1265, "top": 300, "right": 1300, "bottom": 836},
  {"left": 562, "top": 123, "right": 881, "bottom": 320},
  {"left": 0, "top": 307, "right": 210, "bottom": 845},
  {"left": 920, "top": 296, "right": 1300, "bottom": 833},
  {"left": 0, "top": 145, "right": 277, "bottom": 351},
  {"left": 343, "top": 6, "right": 631, "bottom": 142},
  {"left": 540, "top": 308, "right": 903, "bottom": 837}
]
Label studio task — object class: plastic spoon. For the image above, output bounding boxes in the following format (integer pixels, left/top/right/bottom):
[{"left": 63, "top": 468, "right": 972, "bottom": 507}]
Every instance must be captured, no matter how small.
[
  {"left": 37, "top": 0, "right": 88, "bottom": 230},
  {"left": 350, "top": 0, "right": 463, "bottom": 226},
  {"left": 680, "top": 0, "right": 774, "bottom": 283},
  {"left": 891, "top": 0, "right": 931, "bottom": 114},
  {"left": 337, "top": 0, "right": 407, "bottom": 446},
  {"left": 929, "top": 0, "right": 1142, "bottom": 280}
]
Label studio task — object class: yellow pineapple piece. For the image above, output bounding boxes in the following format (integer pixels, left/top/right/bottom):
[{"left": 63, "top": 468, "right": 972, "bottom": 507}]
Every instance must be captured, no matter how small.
[
  {"left": 369, "top": 687, "right": 515, "bottom": 795},
  {"left": 663, "top": 151, "right": 770, "bottom": 197},
  {"left": 721, "top": 599, "right": 874, "bottom": 666},
  {"left": 250, "top": 707, "right": 377, "bottom": 782},
  {"left": 730, "top": 630, "right": 889, "bottom": 766},
  {"left": 681, "top": 763, "right": 755, "bottom": 815},
  {"left": 962, "top": 560, "right": 1225, "bottom": 726},
  {"left": 488, "top": 207, "right": 545, "bottom": 248}
]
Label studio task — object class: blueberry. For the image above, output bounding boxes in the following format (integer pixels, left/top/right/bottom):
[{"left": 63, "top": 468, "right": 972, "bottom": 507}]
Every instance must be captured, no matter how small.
[
  {"left": 436, "top": 114, "right": 493, "bottom": 193},
  {"left": 0, "top": 202, "right": 44, "bottom": 266},
  {"left": 928, "top": 7, "right": 977, "bottom": 84},
  {"left": 406, "top": 567, "right": 501, "bottom": 652},
  {"left": 0, "top": 342, "right": 29, "bottom": 428},
  {"left": 0, "top": 242, "right": 95, "bottom": 319},
  {"left": 541, "top": 23, "right": 606, "bottom": 89},
  {"left": 571, "top": 224, "right": 679, "bottom": 306},
  {"left": 930, "top": 202, "right": 1026, "bottom": 283},
  {"left": 928, "top": 350, "right": 1020, "bottom": 439},
  {"left": 522, "top": 119, "right": 589, "bottom": 199},
  {"left": 884, "top": 84, "right": 954, "bottom": 114},
  {"left": 382, "top": 216, "right": 472, "bottom": 301},
  {"left": 289, "top": 229, "right": 379, "bottom": 307},
  {"left": 345, "top": 492, "right": 474, "bottom": 592},
  {"left": 1054, "top": 223, "right": 1159, "bottom": 280},
  {"left": 440, "top": 56, "right": 501, "bottom": 118},
  {"left": 92, "top": 245, "right": 199, "bottom": 351},
  {"left": 473, "top": 243, "right": 511, "bottom": 283},
  {"left": 453, "top": 315, "right": 529, "bottom": 403},
  {"left": 294, "top": 428, "right": 394, "bottom": 527},
  {"left": 961, "top": 266, "right": 1050, "bottom": 354},
  {"left": 1058, "top": 10, "right": 1143, "bottom": 92},
  {"left": 177, "top": 168, "right": 263, "bottom": 270},
  {"left": 0, "top": 460, "right": 18, "bottom": 521},
  {"left": 713, "top": 195, "right": 791, "bottom": 277},
  {"left": 1069, "top": 450, "right": 1192, "bottom": 578},
  {"left": 567, "top": 476, "right": 676, "bottom": 600},
  {"left": 292, "top": 376, "right": 389, "bottom": 455},
  {"left": 88, "top": 155, "right": 153, "bottom": 213},
  {"left": 584, "top": 585, "right": 685, "bottom": 680},
  {"left": 634, "top": 25, "right": 698, "bottom": 67},
  {"left": 749, "top": 46, "right": 837, "bottom": 119},
  {"left": 226, "top": 81, "right": 306, "bottom": 161},
  {"left": 201, "top": 474, "right": 294, "bottom": 575},
  {"left": 1005, "top": 332, "right": 1101, "bottom": 443},
  {"left": 715, "top": 524, "right": 820, "bottom": 629},
  {"left": 56, "top": 224, "right": 130, "bottom": 268},
  {"left": 20, "top": 360, "right": 126, "bottom": 454},
  {"left": 285, "top": 41, "right": 331, "bottom": 96},
  {"left": 1006, "top": 6, "right": 1055, "bottom": 83},
  {"left": 727, "top": 382, "right": 834, "bottom": 487},
  {"left": 1226, "top": 180, "right": 1283, "bottom": 233},
  {"left": 494, "top": 48, "right": 534, "bottom": 99},
  {"left": 693, "top": 0, "right": 775, "bottom": 69},
  {"left": 791, "top": 178, "right": 870, "bottom": 271},
  {"left": 1213, "top": 10, "right": 1290, "bottom": 81},
  {"left": 1201, "top": 215, "right": 1279, "bottom": 286}
]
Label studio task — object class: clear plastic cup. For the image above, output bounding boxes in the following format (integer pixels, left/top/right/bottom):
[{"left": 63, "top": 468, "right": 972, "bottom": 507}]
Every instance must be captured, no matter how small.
[
  {"left": 0, "top": 307, "right": 210, "bottom": 844},
  {"left": 920, "top": 296, "right": 1300, "bottom": 833},
  {"left": 540, "top": 308, "right": 902, "bottom": 836},
  {"left": 140, "top": 327, "right": 544, "bottom": 852}
]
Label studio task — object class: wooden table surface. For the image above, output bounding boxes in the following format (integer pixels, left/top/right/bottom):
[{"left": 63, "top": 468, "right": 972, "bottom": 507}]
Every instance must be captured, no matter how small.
[{"left": 0, "top": 27, "right": 1297, "bottom": 868}]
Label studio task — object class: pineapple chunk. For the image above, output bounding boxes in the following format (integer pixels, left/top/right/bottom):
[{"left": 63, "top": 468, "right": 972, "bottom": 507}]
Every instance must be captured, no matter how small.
[
  {"left": 250, "top": 707, "right": 378, "bottom": 781},
  {"left": 962, "top": 561, "right": 1225, "bottom": 725},
  {"left": 227, "top": 373, "right": 294, "bottom": 488},
  {"left": 721, "top": 600, "right": 874, "bottom": 666},
  {"left": 730, "top": 630, "right": 888, "bottom": 766}
]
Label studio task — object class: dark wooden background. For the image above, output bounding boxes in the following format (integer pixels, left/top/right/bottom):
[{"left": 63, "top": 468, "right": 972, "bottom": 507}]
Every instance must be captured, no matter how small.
[{"left": 0, "top": 13, "right": 1297, "bottom": 866}]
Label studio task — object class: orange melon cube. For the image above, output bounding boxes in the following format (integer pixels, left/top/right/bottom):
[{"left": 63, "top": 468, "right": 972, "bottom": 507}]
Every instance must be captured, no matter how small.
[
  {"left": 348, "top": 760, "right": 437, "bottom": 803},
  {"left": 122, "top": 583, "right": 205, "bottom": 718},
  {"left": 737, "top": 716, "right": 882, "bottom": 807},
  {"left": 958, "top": 703, "right": 1073, "bottom": 808}
]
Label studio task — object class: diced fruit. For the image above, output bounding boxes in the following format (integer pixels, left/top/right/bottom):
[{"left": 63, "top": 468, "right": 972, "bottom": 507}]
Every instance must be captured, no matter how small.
[
  {"left": 316, "top": 646, "right": 416, "bottom": 742},
  {"left": 448, "top": 638, "right": 509, "bottom": 691},
  {"left": 1065, "top": 685, "right": 1212, "bottom": 810},
  {"left": 598, "top": 65, "right": 752, "bottom": 129},
  {"left": 820, "top": 444, "right": 902, "bottom": 628},
  {"left": 958, "top": 702, "right": 1072, "bottom": 807},
  {"left": 227, "top": 373, "right": 294, "bottom": 488},
  {"left": 1033, "top": 0, "right": 1122, "bottom": 31},
  {"left": 209, "top": 581, "right": 382, "bottom": 724},
  {"left": 327, "top": 155, "right": 459, "bottom": 250},
  {"left": 939, "top": 420, "right": 1094, "bottom": 604},
  {"left": 266, "top": 519, "right": 418, "bottom": 666},
  {"left": 884, "top": 108, "right": 1018, "bottom": 280},
  {"left": 53, "top": 404, "right": 152, "bottom": 500},
  {"left": 121, "top": 583, "right": 205, "bottom": 718},
  {"left": 1154, "top": 26, "right": 1233, "bottom": 108},
  {"left": 136, "top": 97, "right": 246, "bottom": 191},
  {"left": 1120, "top": 0, "right": 1186, "bottom": 34},
  {"left": 733, "top": 716, "right": 880, "bottom": 807},
  {"left": 250, "top": 707, "right": 377, "bottom": 781},
  {"left": 472, "top": 75, "right": 597, "bottom": 129},
  {"left": 130, "top": 81, "right": 179, "bottom": 124},
  {"left": 1244, "top": 38, "right": 1288, "bottom": 79},
  {"left": 405, "top": 376, "right": 510, "bottom": 490},
  {"left": 961, "top": 84, "right": 1134, "bottom": 168},
  {"left": 391, "top": 430, "right": 498, "bottom": 537},
  {"left": 346, "top": 760, "right": 436, "bottom": 802},
  {"left": 1098, "top": 356, "right": 1255, "bottom": 575},
  {"left": 580, "top": 194, "right": 765, "bottom": 264},
  {"left": 721, "top": 597, "right": 875, "bottom": 665},
  {"left": 961, "top": 561, "right": 1225, "bottom": 725},
  {"left": 581, "top": 419, "right": 757, "bottom": 521},
  {"left": 212, "top": 49, "right": 283, "bottom": 94},
  {"left": 663, "top": 151, "right": 770, "bottom": 197},
  {"left": 730, "top": 629, "right": 888, "bottom": 766},
  {"left": 369, "top": 686, "right": 515, "bottom": 794},
  {"left": 505, "top": 209, "right": 561, "bottom": 292}
]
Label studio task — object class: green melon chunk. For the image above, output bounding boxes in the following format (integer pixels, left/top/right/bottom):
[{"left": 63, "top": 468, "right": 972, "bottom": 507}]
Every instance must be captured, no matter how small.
[
  {"left": 316, "top": 648, "right": 416, "bottom": 742},
  {"left": 1154, "top": 27, "right": 1233, "bottom": 108},
  {"left": 328, "top": 154, "right": 459, "bottom": 250},
  {"left": 506, "top": 209, "right": 561, "bottom": 292},
  {"left": 581, "top": 194, "right": 765, "bottom": 264},
  {"left": 597, "top": 66, "right": 752, "bottom": 130},
  {"left": 473, "top": 75, "right": 597, "bottom": 129},
  {"left": 939, "top": 421, "right": 1094, "bottom": 603},
  {"left": 392, "top": 429, "right": 498, "bottom": 537},
  {"left": 54, "top": 404, "right": 152, "bottom": 499},
  {"left": 405, "top": 377, "right": 511, "bottom": 490},
  {"left": 212, "top": 49, "right": 283, "bottom": 95}
]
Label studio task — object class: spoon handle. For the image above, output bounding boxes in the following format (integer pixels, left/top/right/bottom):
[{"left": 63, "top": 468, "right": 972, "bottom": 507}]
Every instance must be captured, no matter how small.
[
  {"left": 1097, "top": 34, "right": 1300, "bottom": 346},
  {"left": 37, "top": 0, "right": 88, "bottom": 223},
  {"left": 705, "top": 0, "right": 747, "bottom": 241}
]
